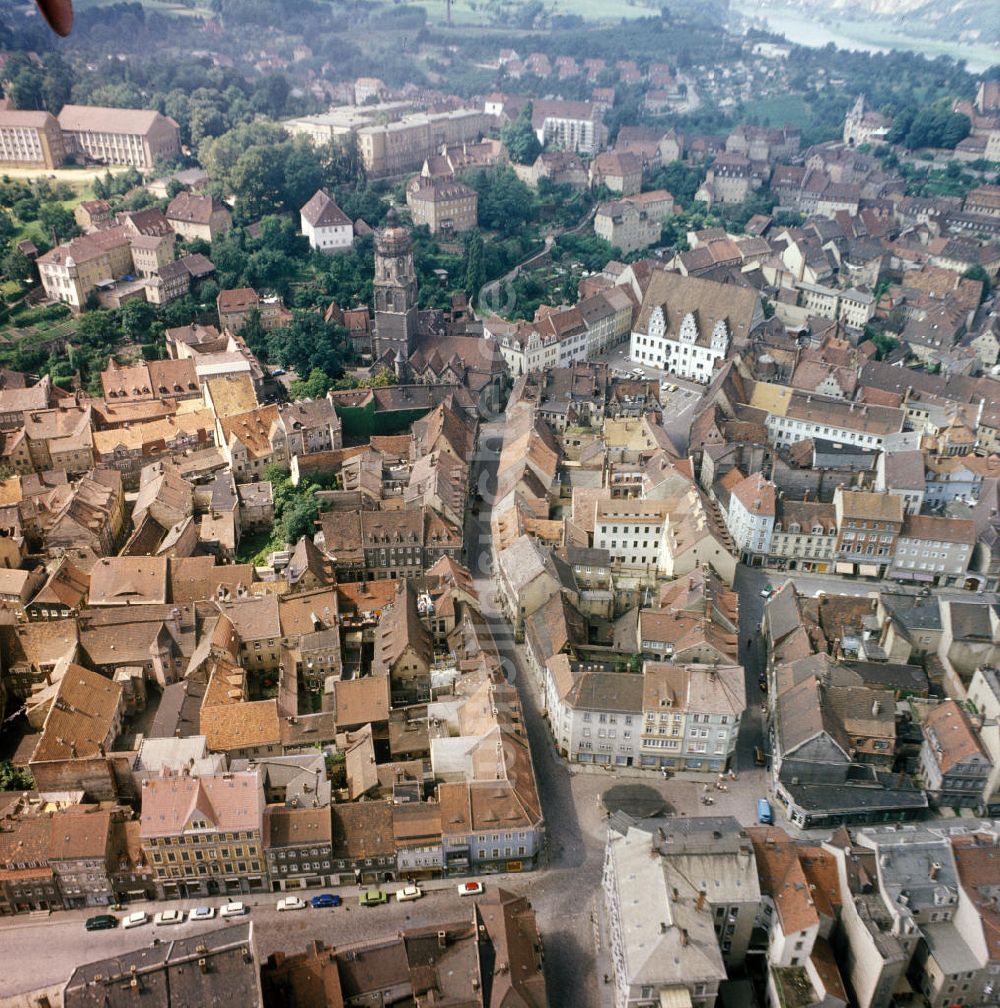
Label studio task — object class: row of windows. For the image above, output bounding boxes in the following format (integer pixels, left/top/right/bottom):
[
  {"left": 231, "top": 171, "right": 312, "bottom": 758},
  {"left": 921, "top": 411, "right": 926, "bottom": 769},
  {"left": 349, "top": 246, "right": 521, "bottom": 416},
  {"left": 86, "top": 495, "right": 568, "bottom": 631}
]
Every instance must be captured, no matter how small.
[
  {"left": 156, "top": 862, "right": 260, "bottom": 877},
  {"left": 150, "top": 830, "right": 255, "bottom": 845}
]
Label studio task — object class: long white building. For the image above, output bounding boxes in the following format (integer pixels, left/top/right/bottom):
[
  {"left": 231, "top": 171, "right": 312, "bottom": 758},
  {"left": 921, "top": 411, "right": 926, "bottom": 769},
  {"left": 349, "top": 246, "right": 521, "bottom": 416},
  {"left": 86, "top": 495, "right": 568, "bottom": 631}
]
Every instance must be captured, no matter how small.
[{"left": 629, "top": 271, "right": 762, "bottom": 383}]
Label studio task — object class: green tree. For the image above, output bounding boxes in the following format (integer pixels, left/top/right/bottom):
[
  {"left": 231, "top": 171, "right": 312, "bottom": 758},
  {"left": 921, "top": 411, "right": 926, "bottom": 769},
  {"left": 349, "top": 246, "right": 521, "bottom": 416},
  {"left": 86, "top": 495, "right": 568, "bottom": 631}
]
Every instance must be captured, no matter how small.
[
  {"left": 121, "top": 299, "right": 155, "bottom": 342},
  {"left": 229, "top": 147, "right": 286, "bottom": 219},
  {"left": 501, "top": 103, "right": 542, "bottom": 165},
  {"left": 360, "top": 369, "right": 398, "bottom": 388},
  {"left": 41, "top": 61, "right": 73, "bottom": 115},
  {"left": 189, "top": 104, "right": 228, "bottom": 147},
  {"left": 0, "top": 761, "right": 33, "bottom": 791},
  {"left": 463, "top": 166, "right": 535, "bottom": 234},
  {"left": 463, "top": 231, "right": 485, "bottom": 299},
  {"left": 280, "top": 138, "right": 325, "bottom": 211},
  {"left": 646, "top": 161, "right": 704, "bottom": 207},
  {"left": 2, "top": 248, "right": 32, "bottom": 283},
  {"left": 13, "top": 197, "right": 39, "bottom": 223},
  {"left": 251, "top": 74, "right": 290, "bottom": 118},
  {"left": 8, "top": 67, "right": 43, "bottom": 111},
  {"left": 289, "top": 367, "right": 333, "bottom": 400},
  {"left": 39, "top": 203, "right": 78, "bottom": 242},
  {"left": 200, "top": 120, "right": 287, "bottom": 186}
]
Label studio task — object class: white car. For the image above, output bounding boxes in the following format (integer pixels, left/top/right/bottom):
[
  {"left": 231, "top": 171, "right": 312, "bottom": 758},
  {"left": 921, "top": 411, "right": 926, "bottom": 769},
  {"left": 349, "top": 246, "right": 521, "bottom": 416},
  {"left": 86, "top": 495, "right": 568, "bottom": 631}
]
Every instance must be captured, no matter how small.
[
  {"left": 153, "top": 910, "right": 184, "bottom": 926},
  {"left": 188, "top": 906, "right": 215, "bottom": 922},
  {"left": 277, "top": 896, "right": 307, "bottom": 912},
  {"left": 396, "top": 885, "right": 423, "bottom": 902},
  {"left": 457, "top": 881, "right": 484, "bottom": 897},
  {"left": 121, "top": 911, "right": 148, "bottom": 929},
  {"left": 219, "top": 901, "right": 248, "bottom": 919}
]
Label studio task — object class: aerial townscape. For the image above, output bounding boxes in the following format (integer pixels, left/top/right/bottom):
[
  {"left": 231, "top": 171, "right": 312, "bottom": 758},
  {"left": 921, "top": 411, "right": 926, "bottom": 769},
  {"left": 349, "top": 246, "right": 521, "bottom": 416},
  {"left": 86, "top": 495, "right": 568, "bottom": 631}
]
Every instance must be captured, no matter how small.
[{"left": 0, "top": 1, "right": 998, "bottom": 1007}]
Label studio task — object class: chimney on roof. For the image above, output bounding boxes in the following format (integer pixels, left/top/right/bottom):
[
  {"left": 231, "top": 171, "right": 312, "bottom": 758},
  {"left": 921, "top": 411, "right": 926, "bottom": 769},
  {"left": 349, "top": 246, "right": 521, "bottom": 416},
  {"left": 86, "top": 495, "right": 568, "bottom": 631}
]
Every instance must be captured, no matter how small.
[
  {"left": 680, "top": 928, "right": 689, "bottom": 946},
  {"left": 930, "top": 861, "right": 941, "bottom": 881},
  {"left": 696, "top": 890, "right": 706, "bottom": 911}
]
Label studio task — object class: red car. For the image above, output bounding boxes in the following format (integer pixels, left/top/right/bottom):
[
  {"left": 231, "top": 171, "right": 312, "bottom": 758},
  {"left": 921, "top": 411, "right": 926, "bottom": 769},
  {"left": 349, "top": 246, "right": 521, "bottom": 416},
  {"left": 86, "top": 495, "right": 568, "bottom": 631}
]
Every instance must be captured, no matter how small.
[{"left": 458, "top": 881, "right": 484, "bottom": 896}]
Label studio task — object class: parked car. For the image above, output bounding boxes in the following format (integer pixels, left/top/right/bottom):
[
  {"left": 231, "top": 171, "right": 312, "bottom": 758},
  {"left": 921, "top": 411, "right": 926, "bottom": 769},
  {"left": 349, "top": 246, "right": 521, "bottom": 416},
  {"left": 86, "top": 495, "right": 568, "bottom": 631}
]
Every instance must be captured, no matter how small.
[
  {"left": 277, "top": 896, "right": 307, "bottom": 912},
  {"left": 310, "top": 893, "right": 342, "bottom": 908},
  {"left": 458, "top": 881, "right": 484, "bottom": 897},
  {"left": 85, "top": 914, "right": 118, "bottom": 932},
  {"left": 396, "top": 885, "right": 423, "bottom": 902},
  {"left": 121, "top": 911, "right": 149, "bottom": 929},
  {"left": 220, "top": 901, "right": 248, "bottom": 919},
  {"left": 760, "top": 585, "right": 774, "bottom": 599},
  {"left": 188, "top": 906, "right": 215, "bottom": 922},
  {"left": 358, "top": 889, "right": 388, "bottom": 907},
  {"left": 153, "top": 910, "right": 184, "bottom": 926},
  {"left": 757, "top": 798, "right": 774, "bottom": 825}
]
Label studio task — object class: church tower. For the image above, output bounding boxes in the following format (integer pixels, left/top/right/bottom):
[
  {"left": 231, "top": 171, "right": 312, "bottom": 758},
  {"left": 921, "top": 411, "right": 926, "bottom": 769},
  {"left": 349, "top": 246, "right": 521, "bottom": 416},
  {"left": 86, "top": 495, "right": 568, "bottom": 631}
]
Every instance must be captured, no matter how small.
[{"left": 373, "top": 211, "right": 419, "bottom": 360}]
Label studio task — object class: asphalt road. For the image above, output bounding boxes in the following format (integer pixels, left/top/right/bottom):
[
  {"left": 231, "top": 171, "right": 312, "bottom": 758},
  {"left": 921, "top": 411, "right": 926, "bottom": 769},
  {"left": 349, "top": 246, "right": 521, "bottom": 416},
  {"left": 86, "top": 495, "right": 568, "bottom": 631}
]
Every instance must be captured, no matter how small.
[{"left": 0, "top": 884, "right": 527, "bottom": 997}]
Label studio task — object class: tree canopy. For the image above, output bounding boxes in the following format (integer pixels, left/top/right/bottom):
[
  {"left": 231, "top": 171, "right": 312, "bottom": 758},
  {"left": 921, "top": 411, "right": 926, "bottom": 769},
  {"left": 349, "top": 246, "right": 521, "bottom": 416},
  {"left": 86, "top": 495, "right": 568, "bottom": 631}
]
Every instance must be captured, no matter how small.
[{"left": 500, "top": 103, "right": 542, "bottom": 166}]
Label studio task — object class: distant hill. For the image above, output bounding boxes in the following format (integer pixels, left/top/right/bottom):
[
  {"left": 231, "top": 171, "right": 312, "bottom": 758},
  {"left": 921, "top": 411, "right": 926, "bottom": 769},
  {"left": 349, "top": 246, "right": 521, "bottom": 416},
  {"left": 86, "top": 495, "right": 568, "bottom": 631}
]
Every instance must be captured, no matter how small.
[{"left": 798, "top": 0, "right": 1000, "bottom": 45}]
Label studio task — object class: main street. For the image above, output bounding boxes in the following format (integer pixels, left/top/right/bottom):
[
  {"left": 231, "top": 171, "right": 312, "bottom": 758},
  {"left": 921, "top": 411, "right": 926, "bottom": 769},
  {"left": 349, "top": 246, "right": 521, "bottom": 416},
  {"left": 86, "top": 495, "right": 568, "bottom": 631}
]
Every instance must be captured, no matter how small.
[{"left": 0, "top": 879, "right": 565, "bottom": 998}]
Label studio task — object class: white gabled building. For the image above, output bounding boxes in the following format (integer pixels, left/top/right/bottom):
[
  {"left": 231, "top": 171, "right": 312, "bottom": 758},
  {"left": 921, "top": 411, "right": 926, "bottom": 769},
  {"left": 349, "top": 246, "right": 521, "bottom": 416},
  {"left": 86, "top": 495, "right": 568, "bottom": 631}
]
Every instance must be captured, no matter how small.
[
  {"left": 636, "top": 306, "right": 730, "bottom": 383},
  {"left": 300, "top": 189, "right": 354, "bottom": 254},
  {"left": 629, "top": 272, "right": 763, "bottom": 384}
]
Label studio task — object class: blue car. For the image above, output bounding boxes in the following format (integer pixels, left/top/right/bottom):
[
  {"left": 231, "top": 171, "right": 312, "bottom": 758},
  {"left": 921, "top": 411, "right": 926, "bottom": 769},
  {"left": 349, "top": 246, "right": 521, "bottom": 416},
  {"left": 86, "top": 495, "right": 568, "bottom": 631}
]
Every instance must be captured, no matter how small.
[{"left": 310, "top": 893, "right": 342, "bottom": 908}]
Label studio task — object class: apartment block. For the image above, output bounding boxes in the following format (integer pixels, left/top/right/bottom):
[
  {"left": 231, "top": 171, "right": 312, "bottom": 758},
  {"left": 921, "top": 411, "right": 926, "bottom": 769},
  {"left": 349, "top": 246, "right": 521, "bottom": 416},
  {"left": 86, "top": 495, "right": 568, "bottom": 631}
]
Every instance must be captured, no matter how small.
[
  {"left": 58, "top": 105, "right": 180, "bottom": 168},
  {"left": 0, "top": 109, "right": 65, "bottom": 168}
]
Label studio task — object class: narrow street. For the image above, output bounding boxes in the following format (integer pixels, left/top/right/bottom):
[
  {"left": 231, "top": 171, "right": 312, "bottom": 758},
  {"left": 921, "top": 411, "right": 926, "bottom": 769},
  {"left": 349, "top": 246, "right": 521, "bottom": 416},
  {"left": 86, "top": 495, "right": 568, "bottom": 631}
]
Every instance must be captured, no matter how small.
[{"left": 468, "top": 420, "right": 612, "bottom": 1008}]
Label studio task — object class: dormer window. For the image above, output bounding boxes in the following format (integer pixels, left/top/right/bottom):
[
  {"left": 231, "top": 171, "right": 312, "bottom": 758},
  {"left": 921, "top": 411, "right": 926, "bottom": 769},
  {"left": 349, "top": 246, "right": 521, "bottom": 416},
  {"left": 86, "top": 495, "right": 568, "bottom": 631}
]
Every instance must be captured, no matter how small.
[{"left": 679, "top": 312, "right": 698, "bottom": 344}]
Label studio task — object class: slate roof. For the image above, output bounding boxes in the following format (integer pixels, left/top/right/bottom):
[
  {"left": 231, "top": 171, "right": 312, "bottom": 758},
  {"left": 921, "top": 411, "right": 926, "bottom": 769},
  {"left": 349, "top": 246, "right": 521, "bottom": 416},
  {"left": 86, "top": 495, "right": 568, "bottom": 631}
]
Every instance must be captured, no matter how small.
[{"left": 301, "top": 189, "right": 351, "bottom": 228}]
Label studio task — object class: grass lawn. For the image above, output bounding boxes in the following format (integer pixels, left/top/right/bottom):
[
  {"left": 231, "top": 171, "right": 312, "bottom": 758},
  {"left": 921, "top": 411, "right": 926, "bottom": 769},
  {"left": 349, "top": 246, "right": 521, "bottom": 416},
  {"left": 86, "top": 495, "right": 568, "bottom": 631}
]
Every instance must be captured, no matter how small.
[
  {"left": 236, "top": 529, "right": 274, "bottom": 565},
  {"left": 741, "top": 94, "right": 812, "bottom": 129}
]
